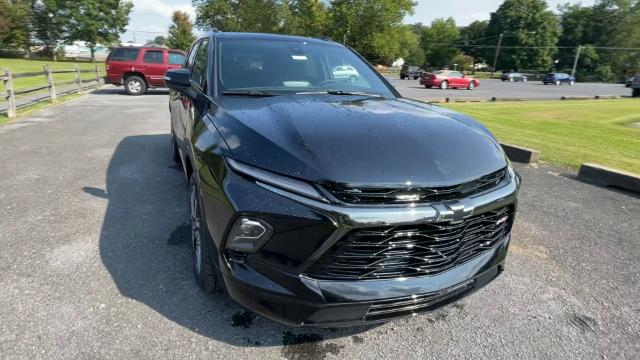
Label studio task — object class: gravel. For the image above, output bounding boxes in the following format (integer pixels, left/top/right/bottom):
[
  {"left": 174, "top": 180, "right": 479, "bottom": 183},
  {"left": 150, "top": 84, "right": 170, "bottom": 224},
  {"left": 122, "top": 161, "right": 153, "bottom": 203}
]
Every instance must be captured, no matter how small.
[{"left": 1, "top": 87, "right": 639, "bottom": 359}]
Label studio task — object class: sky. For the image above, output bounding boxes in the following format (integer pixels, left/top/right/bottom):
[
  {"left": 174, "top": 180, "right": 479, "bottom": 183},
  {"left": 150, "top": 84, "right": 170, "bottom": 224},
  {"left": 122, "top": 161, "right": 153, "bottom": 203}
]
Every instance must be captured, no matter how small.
[{"left": 122, "top": 0, "right": 597, "bottom": 43}]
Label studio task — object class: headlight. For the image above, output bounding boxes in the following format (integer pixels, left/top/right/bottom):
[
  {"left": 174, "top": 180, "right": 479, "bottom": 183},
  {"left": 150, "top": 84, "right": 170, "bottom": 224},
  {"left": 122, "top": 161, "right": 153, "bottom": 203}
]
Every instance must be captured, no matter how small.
[
  {"left": 226, "top": 216, "right": 273, "bottom": 253},
  {"left": 226, "top": 158, "right": 327, "bottom": 202}
]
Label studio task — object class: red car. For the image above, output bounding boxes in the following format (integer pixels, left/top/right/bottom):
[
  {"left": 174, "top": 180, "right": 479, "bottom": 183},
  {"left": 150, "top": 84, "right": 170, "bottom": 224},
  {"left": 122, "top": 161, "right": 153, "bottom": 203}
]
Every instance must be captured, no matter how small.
[
  {"left": 105, "top": 46, "right": 186, "bottom": 95},
  {"left": 420, "top": 70, "right": 479, "bottom": 90}
]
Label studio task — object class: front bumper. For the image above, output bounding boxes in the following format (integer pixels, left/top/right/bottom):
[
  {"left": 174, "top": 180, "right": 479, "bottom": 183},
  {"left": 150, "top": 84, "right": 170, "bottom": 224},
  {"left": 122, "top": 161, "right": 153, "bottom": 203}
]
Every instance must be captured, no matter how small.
[
  {"left": 198, "top": 161, "right": 519, "bottom": 326},
  {"left": 223, "top": 237, "right": 509, "bottom": 327}
]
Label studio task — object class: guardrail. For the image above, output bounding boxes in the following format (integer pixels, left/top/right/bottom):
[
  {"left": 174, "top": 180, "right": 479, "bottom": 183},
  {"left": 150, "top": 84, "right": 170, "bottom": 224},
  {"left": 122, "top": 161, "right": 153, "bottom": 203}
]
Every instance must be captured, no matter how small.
[{"left": 1, "top": 64, "right": 101, "bottom": 118}]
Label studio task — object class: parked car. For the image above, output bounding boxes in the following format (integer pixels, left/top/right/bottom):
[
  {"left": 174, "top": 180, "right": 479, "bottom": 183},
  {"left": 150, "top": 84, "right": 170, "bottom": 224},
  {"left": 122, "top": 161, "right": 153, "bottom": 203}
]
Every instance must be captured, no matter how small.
[
  {"left": 419, "top": 70, "right": 480, "bottom": 90},
  {"left": 543, "top": 73, "right": 576, "bottom": 86},
  {"left": 105, "top": 46, "right": 186, "bottom": 95},
  {"left": 632, "top": 76, "right": 640, "bottom": 97},
  {"left": 166, "top": 32, "right": 519, "bottom": 327},
  {"left": 501, "top": 72, "right": 528, "bottom": 82},
  {"left": 400, "top": 65, "right": 424, "bottom": 80},
  {"left": 332, "top": 65, "right": 360, "bottom": 82}
]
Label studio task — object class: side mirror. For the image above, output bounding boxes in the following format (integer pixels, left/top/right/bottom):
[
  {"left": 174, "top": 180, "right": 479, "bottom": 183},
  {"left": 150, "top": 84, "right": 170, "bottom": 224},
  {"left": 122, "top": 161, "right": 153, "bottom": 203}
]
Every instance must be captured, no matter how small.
[{"left": 164, "top": 69, "right": 191, "bottom": 91}]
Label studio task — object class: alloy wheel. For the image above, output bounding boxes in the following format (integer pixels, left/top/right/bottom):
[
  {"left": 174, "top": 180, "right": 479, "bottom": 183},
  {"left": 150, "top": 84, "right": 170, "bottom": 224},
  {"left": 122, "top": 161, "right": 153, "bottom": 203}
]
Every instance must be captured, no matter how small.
[{"left": 128, "top": 80, "right": 142, "bottom": 94}]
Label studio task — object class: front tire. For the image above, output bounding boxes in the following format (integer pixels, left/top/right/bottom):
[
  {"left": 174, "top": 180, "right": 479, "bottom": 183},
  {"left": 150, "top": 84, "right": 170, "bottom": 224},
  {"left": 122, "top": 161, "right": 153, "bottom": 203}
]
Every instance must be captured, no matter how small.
[
  {"left": 555, "top": 80, "right": 561, "bottom": 86},
  {"left": 440, "top": 81, "right": 449, "bottom": 90},
  {"left": 190, "top": 175, "right": 220, "bottom": 293},
  {"left": 467, "top": 81, "right": 476, "bottom": 90},
  {"left": 569, "top": 80, "right": 575, "bottom": 86},
  {"left": 125, "top": 76, "right": 147, "bottom": 96}
]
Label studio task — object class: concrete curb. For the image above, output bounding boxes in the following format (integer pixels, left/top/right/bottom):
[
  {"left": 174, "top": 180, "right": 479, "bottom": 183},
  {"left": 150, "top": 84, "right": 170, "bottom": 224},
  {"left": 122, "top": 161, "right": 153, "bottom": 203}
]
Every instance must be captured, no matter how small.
[
  {"left": 500, "top": 143, "right": 540, "bottom": 164},
  {"left": 491, "top": 97, "right": 529, "bottom": 102},
  {"left": 424, "top": 95, "right": 625, "bottom": 103},
  {"left": 577, "top": 163, "right": 640, "bottom": 194}
]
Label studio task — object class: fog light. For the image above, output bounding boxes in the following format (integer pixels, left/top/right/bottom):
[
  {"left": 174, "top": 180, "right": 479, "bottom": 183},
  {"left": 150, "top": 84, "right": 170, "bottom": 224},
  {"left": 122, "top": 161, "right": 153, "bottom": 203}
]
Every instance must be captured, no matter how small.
[{"left": 226, "top": 217, "right": 273, "bottom": 253}]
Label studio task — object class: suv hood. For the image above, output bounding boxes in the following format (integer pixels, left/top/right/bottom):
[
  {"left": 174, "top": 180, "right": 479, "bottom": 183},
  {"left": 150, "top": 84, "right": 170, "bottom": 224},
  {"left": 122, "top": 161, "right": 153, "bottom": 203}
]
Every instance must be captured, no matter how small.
[{"left": 213, "top": 96, "right": 506, "bottom": 187}]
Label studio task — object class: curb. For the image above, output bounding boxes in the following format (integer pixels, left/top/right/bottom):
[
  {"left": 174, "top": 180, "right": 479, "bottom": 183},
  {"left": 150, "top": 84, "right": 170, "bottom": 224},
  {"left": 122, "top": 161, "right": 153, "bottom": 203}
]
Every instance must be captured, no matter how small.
[
  {"left": 577, "top": 163, "right": 640, "bottom": 194},
  {"left": 500, "top": 143, "right": 540, "bottom": 164},
  {"left": 491, "top": 97, "right": 529, "bottom": 102},
  {"left": 446, "top": 97, "right": 487, "bottom": 103}
]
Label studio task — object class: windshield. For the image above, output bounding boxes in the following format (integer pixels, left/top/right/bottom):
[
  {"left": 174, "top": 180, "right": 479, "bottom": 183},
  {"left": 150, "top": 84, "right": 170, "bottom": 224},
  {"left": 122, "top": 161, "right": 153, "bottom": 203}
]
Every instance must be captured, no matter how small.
[{"left": 217, "top": 38, "right": 395, "bottom": 97}]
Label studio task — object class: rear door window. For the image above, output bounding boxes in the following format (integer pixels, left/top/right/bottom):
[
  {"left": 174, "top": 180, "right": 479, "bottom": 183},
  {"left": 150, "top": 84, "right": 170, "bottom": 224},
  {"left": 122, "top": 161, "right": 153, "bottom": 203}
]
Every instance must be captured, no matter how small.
[
  {"left": 108, "top": 48, "right": 140, "bottom": 61},
  {"left": 169, "top": 52, "right": 185, "bottom": 65},
  {"left": 143, "top": 50, "right": 164, "bottom": 64}
]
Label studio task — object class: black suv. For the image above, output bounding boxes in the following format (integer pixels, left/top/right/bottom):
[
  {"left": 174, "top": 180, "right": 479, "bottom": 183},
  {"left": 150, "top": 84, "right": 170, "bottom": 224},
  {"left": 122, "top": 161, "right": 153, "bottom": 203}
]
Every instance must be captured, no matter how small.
[
  {"left": 166, "top": 32, "right": 520, "bottom": 327},
  {"left": 400, "top": 65, "right": 423, "bottom": 80}
]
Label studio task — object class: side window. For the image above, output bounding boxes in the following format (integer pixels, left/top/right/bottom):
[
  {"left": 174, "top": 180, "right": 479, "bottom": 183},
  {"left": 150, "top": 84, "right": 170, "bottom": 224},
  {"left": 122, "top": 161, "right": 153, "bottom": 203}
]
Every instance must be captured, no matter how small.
[
  {"left": 191, "top": 40, "right": 209, "bottom": 90},
  {"left": 108, "top": 48, "right": 140, "bottom": 61},
  {"left": 168, "top": 52, "right": 185, "bottom": 65},
  {"left": 185, "top": 42, "right": 201, "bottom": 70},
  {"left": 143, "top": 50, "right": 164, "bottom": 64}
]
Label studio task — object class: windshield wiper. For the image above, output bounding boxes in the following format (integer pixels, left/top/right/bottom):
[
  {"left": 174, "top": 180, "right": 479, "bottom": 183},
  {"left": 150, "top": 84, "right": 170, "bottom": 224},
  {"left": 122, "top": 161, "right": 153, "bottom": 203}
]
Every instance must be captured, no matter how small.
[
  {"left": 222, "top": 90, "right": 277, "bottom": 97},
  {"left": 296, "top": 90, "right": 382, "bottom": 97}
]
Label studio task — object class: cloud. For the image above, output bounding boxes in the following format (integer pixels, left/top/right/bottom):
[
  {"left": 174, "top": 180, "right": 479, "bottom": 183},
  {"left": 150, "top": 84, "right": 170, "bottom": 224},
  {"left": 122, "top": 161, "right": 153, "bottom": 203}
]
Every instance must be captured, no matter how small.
[
  {"left": 459, "top": 12, "right": 491, "bottom": 23},
  {"left": 130, "top": 0, "right": 195, "bottom": 19}
]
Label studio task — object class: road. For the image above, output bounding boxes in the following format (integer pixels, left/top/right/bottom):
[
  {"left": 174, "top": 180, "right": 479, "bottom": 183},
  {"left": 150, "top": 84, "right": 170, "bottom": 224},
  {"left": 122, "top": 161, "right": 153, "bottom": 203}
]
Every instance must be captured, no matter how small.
[
  {"left": 1, "top": 88, "right": 639, "bottom": 359},
  {"left": 392, "top": 78, "right": 630, "bottom": 101}
]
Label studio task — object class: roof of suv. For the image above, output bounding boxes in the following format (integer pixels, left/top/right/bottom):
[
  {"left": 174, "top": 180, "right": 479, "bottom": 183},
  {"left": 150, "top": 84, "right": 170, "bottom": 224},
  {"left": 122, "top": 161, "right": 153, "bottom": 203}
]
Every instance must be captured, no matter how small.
[{"left": 111, "top": 46, "right": 185, "bottom": 52}]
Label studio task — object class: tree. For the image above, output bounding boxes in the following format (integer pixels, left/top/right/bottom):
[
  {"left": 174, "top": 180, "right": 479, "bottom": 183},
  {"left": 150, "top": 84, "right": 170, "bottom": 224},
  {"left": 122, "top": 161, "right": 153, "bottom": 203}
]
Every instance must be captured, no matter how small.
[
  {"left": 485, "top": 0, "right": 560, "bottom": 71},
  {"left": 327, "top": 0, "right": 415, "bottom": 63},
  {"left": 167, "top": 11, "right": 195, "bottom": 50},
  {"left": 0, "top": 0, "right": 33, "bottom": 54},
  {"left": 558, "top": 0, "right": 638, "bottom": 80},
  {"left": 452, "top": 53, "right": 474, "bottom": 72},
  {"left": 66, "top": 0, "right": 133, "bottom": 61},
  {"left": 459, "top": 20, "right": 488, "bottom": 72},
  {"left": 421, "top": 18, "right": 460, "bottom": 68},
  {"left": 147, "top": 35, "right": 167, "bottom": 46},
  {"left": 282, "top": 0, "right": 328, "bottom": 36},
  {"left": 194, "top": 0, "right": 286, "bottom": 33},
  {"left": 32, "top": 0, "right": 69, "bottom": 60}
]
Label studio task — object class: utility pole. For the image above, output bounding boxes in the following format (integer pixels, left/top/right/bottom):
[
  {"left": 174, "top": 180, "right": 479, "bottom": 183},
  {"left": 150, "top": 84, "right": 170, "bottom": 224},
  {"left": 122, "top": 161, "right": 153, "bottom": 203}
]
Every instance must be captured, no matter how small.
[
  {"left": 491, "top": 33, "right": 504, "bottom": 79},
  {"left": 571, "top": 45, "right": 582, "bottom": 79}
]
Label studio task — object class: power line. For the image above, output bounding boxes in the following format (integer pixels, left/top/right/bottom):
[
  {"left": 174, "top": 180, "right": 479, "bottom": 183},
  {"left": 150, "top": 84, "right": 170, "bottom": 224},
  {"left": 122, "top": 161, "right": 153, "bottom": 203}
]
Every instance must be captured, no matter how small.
[{"left": 427, "top": 43, "right": 640, "bottom": 51}]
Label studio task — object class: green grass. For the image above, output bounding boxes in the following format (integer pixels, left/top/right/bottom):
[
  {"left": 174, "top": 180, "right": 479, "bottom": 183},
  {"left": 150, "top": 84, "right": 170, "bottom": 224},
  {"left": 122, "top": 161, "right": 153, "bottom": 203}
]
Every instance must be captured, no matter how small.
[
  {"left": 0, "top": 92, "right": 83, "bottom": 126},
  {"left": 0, "top": 58, "right": 104, "bottom": 97},
  {"left": 442, "top": 99, "right": 640, "bottom": 174}
]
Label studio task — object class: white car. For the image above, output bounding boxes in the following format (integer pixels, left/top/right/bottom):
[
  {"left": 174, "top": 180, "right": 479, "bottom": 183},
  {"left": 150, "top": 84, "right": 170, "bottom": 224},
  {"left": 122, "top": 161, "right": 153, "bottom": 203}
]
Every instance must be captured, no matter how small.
[{"left": 332, "top": 65, "right": 360, "bottom": 82}]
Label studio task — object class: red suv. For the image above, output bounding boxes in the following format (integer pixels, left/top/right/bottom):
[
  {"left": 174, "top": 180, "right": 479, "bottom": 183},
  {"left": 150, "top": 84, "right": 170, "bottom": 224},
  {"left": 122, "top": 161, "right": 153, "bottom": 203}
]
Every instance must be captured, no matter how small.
[
  {"left": 105, "top": 47, "right": 186, "bottom": 95},
  {"left": 420, "top": 70, "right": 479, "bottom": 90}
]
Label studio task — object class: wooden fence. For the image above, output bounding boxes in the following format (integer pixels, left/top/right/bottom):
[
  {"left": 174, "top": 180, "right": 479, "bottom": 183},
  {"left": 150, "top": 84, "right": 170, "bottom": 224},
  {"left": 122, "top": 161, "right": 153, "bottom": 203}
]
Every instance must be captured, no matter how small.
[{"left": 1, "top": 64, "right": 101, "bottom": 118}]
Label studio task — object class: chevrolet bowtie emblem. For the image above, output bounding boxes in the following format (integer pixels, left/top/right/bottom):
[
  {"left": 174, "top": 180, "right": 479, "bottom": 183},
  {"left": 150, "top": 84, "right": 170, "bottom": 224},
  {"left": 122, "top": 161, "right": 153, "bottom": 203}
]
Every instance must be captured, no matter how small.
[{"left": 395, "top": 194, "right": 421, "bottom": 202}]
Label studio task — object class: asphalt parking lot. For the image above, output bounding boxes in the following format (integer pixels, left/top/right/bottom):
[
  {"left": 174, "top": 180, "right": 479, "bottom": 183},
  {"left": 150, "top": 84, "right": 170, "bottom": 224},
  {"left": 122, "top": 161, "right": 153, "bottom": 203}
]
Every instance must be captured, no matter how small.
[
  {"left": 1, "top": 88, "right": 639, "bottom": 359},
  {"left": 392, "top": 78, "right": 630, "bottom": 101}
]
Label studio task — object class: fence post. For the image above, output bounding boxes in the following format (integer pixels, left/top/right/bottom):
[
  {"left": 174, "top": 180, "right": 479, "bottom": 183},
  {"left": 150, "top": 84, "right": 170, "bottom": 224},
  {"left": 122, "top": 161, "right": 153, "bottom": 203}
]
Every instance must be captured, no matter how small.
[
  {"left": 43, "top": 64, "right": 57, "bottom": 103},
  {"left": 3, "top": 68, "right": 17, "bottom": 118},
  {"left": 74, "top": 64, "right": 83, "bottom": 94},
  {"left": 94, "top": 65, "right": 100, "bottom": 90}
]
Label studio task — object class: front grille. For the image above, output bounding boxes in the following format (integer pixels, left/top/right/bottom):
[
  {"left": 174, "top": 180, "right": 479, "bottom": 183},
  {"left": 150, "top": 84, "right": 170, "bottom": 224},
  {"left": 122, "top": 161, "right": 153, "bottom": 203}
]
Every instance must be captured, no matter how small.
[
  {"left": 305, "top": 206, "right": 513, "bottom": 280},
  {"left": 365, "top": 280, "right": 474, "bottom": 321},
  {"left": 322, "top": 168, "right": 507, "bottom": 205}
]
